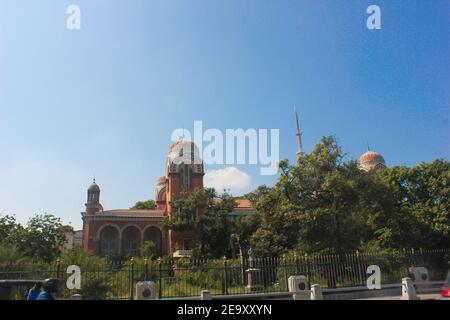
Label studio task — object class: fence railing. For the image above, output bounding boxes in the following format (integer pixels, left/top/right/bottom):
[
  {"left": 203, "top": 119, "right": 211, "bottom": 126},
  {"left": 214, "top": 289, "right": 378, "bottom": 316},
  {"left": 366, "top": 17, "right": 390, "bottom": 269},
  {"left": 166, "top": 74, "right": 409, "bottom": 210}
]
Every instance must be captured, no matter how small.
[{"left": 0, "top": 248, "right": 449, "bottom": 300}]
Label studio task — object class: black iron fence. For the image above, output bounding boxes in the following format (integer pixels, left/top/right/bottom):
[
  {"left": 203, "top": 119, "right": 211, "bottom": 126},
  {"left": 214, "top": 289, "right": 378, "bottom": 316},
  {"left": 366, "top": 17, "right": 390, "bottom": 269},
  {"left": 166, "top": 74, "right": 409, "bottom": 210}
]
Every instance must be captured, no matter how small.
[{"left": 1, "top": 248, "right": 449, "bottom": 300}]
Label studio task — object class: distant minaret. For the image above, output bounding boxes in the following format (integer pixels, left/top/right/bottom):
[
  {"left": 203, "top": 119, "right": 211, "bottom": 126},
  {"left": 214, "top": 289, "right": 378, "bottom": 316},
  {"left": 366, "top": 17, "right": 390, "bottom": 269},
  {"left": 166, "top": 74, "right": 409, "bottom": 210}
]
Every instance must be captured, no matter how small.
[{"left": 294, "top": 107, "right": 303, "bottom": 157}]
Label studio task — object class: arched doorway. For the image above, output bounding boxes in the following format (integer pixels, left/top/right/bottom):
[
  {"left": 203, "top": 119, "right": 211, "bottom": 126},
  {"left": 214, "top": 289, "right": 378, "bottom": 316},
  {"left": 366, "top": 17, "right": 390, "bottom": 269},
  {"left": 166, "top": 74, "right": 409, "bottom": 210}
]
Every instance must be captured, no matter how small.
[
  {"left": 143, "top": 227, "right": 162, "bottom": 256},
  {"left": 121, "top": 226, "right": 141, "bottom": 257},
  {"left": 99, "top": 226, "right": 119, "bottom": 257}
]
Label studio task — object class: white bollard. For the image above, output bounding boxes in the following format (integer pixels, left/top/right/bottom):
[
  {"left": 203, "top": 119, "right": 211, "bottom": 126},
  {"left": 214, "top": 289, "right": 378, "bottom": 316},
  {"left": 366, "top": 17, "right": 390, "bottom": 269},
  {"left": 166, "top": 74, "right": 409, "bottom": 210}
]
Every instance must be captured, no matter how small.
[
  {"left": 401, "top": 277, "right": 419, "bottom": 300},
  {"left": 288, "top": 275, "right": 310, "bottom": 300},
  {"left": 409, "top": 267, "right": 431, "bottom": 289},
  {"left": 310, "top": 284, "right": 323, "bottom": 300},
  {"left": 200, "top": 290, "right": 212, "bottom": 300},
  {"left": 136, "top": 281, "right": 156, "bottom": 300}
]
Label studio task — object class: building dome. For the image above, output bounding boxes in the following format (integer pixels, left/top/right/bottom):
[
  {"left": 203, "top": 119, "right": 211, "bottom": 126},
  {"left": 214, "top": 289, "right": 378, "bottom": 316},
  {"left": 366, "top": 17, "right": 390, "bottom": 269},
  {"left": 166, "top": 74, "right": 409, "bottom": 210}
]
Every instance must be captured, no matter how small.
[
  {"left": 157, "top": 176, "right": 166, "bottom": 185},
  {"left": 155, "top": 176, "right": 166, "bottom": 194},
  {"left": 88, "top": 180, "right": 100, "bottom": 192},
  {"left": 167, "top": 140, "right": 203, "bottom": 174},
  {"left": 359, "top": 150, "right": 386, "bottom": 172}
]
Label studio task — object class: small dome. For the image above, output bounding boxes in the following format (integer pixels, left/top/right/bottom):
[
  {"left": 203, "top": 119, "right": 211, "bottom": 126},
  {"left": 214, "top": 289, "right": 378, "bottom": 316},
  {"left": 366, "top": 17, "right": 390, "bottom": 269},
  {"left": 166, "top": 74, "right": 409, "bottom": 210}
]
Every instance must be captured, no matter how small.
[
  {"left": 88, "top": 180, "right": 100, "bottom": 192},
  {"left": 155, "top": 176, "right": 166, "bottom": 195},
  {"left": 157, "top": 176, "right": 166, "bottom": 186},
  {"left": 359, "top": 150, "right": 385, "bottom": 172}
]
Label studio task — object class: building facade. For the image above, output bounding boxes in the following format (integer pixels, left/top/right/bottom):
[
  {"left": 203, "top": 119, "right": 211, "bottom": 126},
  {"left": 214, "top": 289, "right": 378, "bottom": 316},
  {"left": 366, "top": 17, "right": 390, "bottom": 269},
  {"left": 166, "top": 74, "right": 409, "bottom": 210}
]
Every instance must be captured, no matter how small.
[
  {"left": 81, "top": 112, "right": 385, "bottom": 258},
  {"left": 81, "top": 140, "right": 254, "bottom": 257}
]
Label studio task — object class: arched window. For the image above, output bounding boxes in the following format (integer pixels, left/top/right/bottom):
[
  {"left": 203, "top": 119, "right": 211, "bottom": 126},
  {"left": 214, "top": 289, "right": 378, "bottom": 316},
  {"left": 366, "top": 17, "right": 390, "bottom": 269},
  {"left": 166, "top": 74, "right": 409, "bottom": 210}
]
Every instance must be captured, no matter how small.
[
  {"left": 143, "top": 227, "right": 163, "bottom": 256},
  {"left": 179, "top": 163, "right": 192, "bottom": 189},
  {"left": 122, "top": 226, "right": 141, "bottom": 257},
  {"left": 99, "top": 226, "right": 119, "bottom": 256}
]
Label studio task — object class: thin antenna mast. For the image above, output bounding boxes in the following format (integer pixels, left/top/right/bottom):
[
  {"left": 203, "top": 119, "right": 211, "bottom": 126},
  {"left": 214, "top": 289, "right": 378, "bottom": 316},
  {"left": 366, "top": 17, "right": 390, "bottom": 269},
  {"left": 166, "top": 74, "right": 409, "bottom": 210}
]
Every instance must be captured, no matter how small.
[{"left": 294, "top": 106, "right": 303, "bottom": 156}]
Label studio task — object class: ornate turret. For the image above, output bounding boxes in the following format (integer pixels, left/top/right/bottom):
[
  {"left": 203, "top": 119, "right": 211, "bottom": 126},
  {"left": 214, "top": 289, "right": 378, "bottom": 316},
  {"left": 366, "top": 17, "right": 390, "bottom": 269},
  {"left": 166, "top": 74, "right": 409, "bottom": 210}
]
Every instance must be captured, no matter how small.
[
  {"left": 155, "top": 176, "right": 167, "bottom": 210},
  {"left": 85, "top": 179, "right": 103, "bottom": 215}
]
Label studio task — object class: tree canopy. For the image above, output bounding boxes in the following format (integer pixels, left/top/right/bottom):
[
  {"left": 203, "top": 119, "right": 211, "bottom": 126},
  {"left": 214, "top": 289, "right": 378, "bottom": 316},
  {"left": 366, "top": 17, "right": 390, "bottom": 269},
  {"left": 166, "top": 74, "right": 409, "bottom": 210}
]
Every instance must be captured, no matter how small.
[
  {"left": 163, "top": 188, "right": 236, "bottom": 258},
  {"left": 130, "top": 199, "right": 156, "bottom": 210},
  {"left": 0, "top": 213, "right": 66, "bottom": 262},
  {"left": 250, "top": 136, "right": 450, "bottom": 256}
]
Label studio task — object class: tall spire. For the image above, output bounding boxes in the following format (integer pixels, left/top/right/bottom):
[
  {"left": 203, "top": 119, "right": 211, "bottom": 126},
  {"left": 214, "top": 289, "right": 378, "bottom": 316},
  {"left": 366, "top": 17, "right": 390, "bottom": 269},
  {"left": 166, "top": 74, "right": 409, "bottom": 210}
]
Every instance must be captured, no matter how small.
[{"left": 294, "top": 106, "right": 303, "bottom": 156}]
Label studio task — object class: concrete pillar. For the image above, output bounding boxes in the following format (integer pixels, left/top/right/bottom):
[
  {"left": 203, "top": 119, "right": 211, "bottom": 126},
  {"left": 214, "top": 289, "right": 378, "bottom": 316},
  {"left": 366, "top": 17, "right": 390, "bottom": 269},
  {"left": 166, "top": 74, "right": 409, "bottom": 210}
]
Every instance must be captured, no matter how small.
[
  {"left": 136, "top": 281, "right": 156, "bottom": 300},
  {"left": 201, "top": 290, "right": 212, "bottom": 300},
  {"left": 118, "top": 231, "right": 123, "bottom": 256},
  {"left": 310, "top": 284, "right": 323, "bottom": 300},
  {"left": 246, "top": 268, "right": 261, "bottom": 292},
  {"left": 140, "top": 229, "right": 145, "bottom": 256},
  {"left": 288, "top": 275, "right": 310, "bottom": 300},
  {"left": 401, "top": 277, "right": 419, "bottom": 300}
]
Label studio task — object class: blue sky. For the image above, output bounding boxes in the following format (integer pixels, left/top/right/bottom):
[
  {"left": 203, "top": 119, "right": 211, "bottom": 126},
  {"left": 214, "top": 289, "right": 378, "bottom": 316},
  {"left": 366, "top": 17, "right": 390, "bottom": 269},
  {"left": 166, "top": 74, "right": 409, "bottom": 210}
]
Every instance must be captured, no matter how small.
[{"left": 0, "top": 1, "right": 448, "bottom": 229}]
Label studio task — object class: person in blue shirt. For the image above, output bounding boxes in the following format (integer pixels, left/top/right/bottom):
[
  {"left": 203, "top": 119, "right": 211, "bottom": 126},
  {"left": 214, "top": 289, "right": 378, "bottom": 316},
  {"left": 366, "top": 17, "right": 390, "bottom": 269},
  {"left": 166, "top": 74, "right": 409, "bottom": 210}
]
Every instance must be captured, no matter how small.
[
  {"left": 27, "top": 282, "right": 42, "bottom": 300},
  {"left": 36, "top": 278, "right": 58, "bottom": 300}
]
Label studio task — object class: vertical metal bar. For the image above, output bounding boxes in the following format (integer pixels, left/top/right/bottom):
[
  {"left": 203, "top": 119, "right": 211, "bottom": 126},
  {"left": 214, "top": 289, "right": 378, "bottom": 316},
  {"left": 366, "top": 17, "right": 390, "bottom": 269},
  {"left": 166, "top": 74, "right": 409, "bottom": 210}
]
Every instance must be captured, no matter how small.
[
  {"left": 129, "top": 257, "right": 134, "bottom": 300},
  {"left": 222, "top": 256, "right": 228, "bottom": 295},
  {"left": 283, "top": 256, "right": 288, "bottom": 291},
  {"left": 240, "top": 253, "right": 245, "bottom": 287},
  {"left": 144, "top": 258, "right": 148, "bottom": 281},
  {"left": 56, "top": 258, "right": 61, "bottom": 279},
  {"left": 158, "top": 258, "right": 162, "bottom": 299}
]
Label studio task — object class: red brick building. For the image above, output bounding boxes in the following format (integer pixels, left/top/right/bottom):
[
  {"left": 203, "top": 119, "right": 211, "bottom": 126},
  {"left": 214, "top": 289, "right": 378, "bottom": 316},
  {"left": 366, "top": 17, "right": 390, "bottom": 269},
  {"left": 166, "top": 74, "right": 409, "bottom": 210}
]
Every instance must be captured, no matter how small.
[{"left": 81, "top": 140, "right": 254, "bottom": 257}]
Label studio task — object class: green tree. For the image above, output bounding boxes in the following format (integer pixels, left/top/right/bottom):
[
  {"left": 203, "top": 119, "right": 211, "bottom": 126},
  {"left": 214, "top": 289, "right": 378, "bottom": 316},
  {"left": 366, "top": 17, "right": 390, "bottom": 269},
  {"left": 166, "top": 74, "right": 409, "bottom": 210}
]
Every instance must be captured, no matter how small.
[
  {"left": 243, "top": 185, "right": 272, "bottom": 206},
  {"left": 0, "top": 243, "right": 30, "bottom": 264},
  {"left": 0, "top": 214, "right": 24, "bottom": 244},
  {"left": 142, "top": 241, "right": 159, "bottom": 260},
  {"left": 19, "top": 213, "right": 66, "bottom": 262},
  {"left": 163, "top": 188, "right": 235, "bottom": 258},
  {"left": 79, "top": 277, "right": 111, "bottom": 300},
  {"left": 372, "top": 160, "right": 450, "bottom": 249},
  {"left": 229, "top": 215, "right": 261, "bottom": 258},
  {"left": 130, "top": 200, "right": 156, "bottom": 210},
  {"left": 251, "top": 136, "right": 388, "bottom": 256}
]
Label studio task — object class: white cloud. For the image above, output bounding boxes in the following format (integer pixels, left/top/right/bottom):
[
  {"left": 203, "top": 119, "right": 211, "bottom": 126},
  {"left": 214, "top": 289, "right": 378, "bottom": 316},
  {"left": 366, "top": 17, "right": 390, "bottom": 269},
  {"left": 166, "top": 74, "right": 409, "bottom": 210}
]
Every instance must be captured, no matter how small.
[{"left": 204, "top": 167, "right": 251, "bottom": 194}]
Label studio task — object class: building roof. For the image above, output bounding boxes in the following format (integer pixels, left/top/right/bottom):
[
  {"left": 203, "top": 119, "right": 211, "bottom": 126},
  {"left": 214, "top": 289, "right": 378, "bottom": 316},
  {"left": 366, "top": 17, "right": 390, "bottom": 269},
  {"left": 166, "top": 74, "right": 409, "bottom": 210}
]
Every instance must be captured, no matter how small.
[
  {"left": 211, "top": 198, "right": 256, "bottom": 216},
  {"left": 234, "top": 198, "right": 253, "bottom": 209},
  {"left": 96, "top": 209, "right": 165, "bottom": 218}
]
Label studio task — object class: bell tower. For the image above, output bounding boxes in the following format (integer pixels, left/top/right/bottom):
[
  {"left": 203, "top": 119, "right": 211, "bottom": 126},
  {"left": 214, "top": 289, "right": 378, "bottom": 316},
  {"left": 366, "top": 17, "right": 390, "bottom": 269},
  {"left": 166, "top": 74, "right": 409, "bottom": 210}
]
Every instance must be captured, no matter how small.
[
  {"left": 165, "top": 140, "right": 204, "bottom": 255},
  {"left": 85, "top": 178, "right": 103, "bottom": 215},
  {"left": 82, "top": 179, "right": 104, "bottom": 253}
]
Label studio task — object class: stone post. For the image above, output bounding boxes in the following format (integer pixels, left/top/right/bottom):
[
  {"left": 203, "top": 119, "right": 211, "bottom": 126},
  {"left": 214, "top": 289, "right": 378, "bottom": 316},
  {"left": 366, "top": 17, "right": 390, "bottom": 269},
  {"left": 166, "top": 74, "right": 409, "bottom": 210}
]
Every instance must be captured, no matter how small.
[
  {"left": 246, "top": 268, "right": 261, "bottom": 292},
  {"left": 288, "top": 275, "right": 310, "bottom": 300},
  {"left": 401, "top": 277, "right": 419, "bottom": 300},
  {"left": 310, "top": 284, "right": 323, "bottom": 300},
  {"left": 201, "top": 290, "right": 212, "bottom": 300}
]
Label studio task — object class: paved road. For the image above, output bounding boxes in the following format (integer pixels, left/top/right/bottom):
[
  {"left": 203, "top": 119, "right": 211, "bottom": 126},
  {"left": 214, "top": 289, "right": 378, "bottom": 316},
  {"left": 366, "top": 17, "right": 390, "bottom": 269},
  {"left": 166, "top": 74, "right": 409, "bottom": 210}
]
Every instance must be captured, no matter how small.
[{"left": 361, "top": 293, "right": 444, "bottom": 300}]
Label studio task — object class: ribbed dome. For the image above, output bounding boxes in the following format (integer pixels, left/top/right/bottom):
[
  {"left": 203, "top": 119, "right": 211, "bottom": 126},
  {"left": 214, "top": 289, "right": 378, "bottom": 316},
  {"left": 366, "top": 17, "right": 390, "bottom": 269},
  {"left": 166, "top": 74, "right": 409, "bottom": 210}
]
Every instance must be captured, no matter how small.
[
  {"left": 167, "top": 140, "right": 200, "bottom": 160},
  {"left": 88, "top": 180, "right": 100, "bottom": 192},
  {"left": 157, "top": 176, "right": 166, "bottom": 186},
  {"left": 155, "top": 176, "right": 166, "bottom": 196},
  {"left": 359, "top": 150, "right": 385, "bottom": 172},
  {"left": 166, "top": 140, "right": 203, "bottom": 174}
]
